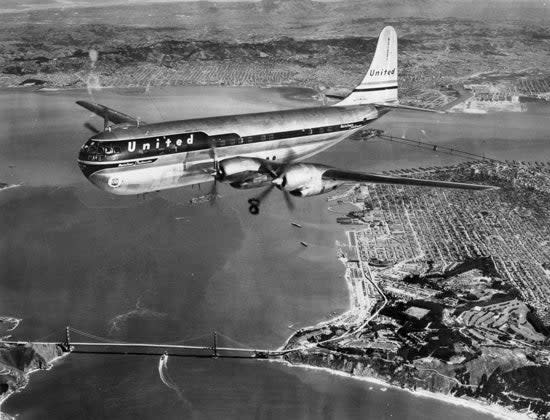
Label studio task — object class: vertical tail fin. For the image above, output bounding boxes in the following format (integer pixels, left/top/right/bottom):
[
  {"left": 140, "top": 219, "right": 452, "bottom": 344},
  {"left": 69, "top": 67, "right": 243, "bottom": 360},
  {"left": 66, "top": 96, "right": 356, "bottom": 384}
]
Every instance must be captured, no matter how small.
[{"left": 336, "top": 26, "right": 398, "bottom": 106}]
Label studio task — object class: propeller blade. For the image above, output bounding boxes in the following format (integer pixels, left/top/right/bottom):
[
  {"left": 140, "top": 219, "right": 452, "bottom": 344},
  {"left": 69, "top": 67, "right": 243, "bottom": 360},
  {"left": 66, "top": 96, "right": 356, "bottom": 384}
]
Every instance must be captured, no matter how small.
[
  {"left": 209, "top": 179, "right": 218, "bottom": 206},
  {"left": 262, "top": 150, "right": 298, "bottom": 179},
  {"left": 256, "top": 184, "right": 276, "bottom": 203},
  {"left": 206, "top": 139, "right": 220, "bottom": 205},
  {"left": 209, "top": 139, "right": 220, "bottom": 176},
  {"left": 262, "top": 161, "right": 278, "bottom": 178},
  {"left": 282, "top": 191, "right": 295, "bottom": 211}
]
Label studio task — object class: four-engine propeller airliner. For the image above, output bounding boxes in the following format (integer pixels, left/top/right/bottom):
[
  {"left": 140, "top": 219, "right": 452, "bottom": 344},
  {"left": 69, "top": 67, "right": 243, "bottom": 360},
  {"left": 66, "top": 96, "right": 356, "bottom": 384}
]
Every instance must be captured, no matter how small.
[{"left": 77, "top": 26, "right": 494, "bottom": 214}]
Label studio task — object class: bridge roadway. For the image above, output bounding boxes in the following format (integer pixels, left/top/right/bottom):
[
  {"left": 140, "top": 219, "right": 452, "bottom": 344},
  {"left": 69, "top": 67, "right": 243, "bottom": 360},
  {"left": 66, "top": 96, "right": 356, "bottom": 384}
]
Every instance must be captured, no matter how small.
[{"left": 2, "top": 340, "right": 288, "bottom": 359}]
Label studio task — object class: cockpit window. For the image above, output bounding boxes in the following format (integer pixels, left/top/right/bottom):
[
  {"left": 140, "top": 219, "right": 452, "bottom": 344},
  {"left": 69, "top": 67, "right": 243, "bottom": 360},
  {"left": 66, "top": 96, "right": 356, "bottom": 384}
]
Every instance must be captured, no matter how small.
[{"left": 102, "top": 145, "right": 114, "bottom": 155}]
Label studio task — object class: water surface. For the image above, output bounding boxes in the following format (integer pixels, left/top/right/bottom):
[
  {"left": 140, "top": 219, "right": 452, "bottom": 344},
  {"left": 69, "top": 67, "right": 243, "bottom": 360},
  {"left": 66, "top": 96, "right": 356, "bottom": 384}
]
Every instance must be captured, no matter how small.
[{"left": 2, "top": 86, "right": 548, "bottom": 419}]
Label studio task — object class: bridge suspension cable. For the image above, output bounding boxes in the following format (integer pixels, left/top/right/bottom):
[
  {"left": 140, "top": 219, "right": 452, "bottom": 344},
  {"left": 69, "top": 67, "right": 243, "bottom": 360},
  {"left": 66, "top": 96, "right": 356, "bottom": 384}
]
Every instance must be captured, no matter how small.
[
  {"left": 67, "top": 327, "right": 247, "bottom": 348},
  {"left": 68, "top": 327, "right": 127, "bottom": 344},
  {"left": 362, "top": 129, "right": 504, "bottom": 164},
  {"left": 215, "top": 332, "right": 255, "bottom": 350},
  {"left": 167, "top": 332, "right": 213, "bottom": 345}
]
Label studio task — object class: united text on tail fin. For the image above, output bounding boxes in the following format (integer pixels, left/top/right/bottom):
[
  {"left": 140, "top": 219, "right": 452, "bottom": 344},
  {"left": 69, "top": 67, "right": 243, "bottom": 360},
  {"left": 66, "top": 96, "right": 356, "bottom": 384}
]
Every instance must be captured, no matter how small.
[
  {"left": 335, "top": 26, "right": 443, "bottom": 113},
  {"left": 336, "top": 26, "right": 398, "bottom": 106}
]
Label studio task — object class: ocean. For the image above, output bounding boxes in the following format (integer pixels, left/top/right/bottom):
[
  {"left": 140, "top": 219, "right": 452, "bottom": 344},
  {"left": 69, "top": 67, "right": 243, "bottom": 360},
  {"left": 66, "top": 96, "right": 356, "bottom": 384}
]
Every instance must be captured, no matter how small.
[{"left": 1, "top": 86, "right": 548, "bottom": 419}]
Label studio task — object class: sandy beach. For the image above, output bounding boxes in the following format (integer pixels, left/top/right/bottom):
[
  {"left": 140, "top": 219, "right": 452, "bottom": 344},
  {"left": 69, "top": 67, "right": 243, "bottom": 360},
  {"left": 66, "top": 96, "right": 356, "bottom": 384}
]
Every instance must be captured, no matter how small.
[{"left": 276, "top": 360, "right": 531, "bottom": 420}]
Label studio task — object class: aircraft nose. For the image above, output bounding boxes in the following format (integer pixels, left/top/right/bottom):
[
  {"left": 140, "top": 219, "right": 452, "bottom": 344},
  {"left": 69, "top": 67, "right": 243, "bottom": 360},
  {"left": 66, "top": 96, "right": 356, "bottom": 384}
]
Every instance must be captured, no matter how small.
[
  {"left": 78, "top": 162, "right": 98, "bottom": 179},
  {"left": 88, "top": 171, "right": 124, "bottom": 191}
]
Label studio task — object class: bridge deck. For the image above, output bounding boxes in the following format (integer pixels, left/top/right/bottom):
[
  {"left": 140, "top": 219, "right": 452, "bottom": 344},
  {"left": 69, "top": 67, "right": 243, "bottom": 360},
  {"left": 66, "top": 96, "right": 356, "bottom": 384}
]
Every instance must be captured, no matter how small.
[{"left": 2, "top": 341, "right": 286, "bottom": 359}]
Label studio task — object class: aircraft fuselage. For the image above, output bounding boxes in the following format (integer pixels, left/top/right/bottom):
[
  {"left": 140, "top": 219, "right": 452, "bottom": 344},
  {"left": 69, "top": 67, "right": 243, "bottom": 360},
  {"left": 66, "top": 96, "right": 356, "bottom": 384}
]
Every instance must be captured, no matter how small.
[{"left": 77, "top": 104, "right": 378, "bottom": 195}]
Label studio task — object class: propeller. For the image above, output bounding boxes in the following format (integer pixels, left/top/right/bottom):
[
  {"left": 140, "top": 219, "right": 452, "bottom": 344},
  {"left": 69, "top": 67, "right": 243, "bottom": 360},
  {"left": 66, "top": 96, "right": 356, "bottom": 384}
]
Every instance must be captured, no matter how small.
[
  {"left": 207, "top": 139, "right": 221, "bottom": 205},
  {"left": 248, "top": 154, "right": 296, "bottom": 215}
]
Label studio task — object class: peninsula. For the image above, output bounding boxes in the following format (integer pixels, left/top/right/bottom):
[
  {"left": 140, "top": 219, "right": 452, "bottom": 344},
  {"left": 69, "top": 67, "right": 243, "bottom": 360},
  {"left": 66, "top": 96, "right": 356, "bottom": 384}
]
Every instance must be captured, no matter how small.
[{"left": 283, "top": 160, "right": 550, "bottom": 419}]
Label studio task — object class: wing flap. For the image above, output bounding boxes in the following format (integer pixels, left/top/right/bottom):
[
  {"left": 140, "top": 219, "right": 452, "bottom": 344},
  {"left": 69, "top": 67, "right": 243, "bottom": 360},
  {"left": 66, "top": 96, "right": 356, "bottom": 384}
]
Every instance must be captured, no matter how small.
[
  {"left": 322, "top": 169, "right": 497, "bottom": 191},
  {"left": 76, "top": 100, "right": 145, "bottom": 126}
]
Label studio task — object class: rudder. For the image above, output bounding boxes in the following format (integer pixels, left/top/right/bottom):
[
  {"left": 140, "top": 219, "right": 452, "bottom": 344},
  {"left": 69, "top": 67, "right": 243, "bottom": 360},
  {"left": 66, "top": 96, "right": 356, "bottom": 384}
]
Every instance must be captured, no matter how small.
[{"left": 336, "top": 26, "right": 398, "bottom": 106}]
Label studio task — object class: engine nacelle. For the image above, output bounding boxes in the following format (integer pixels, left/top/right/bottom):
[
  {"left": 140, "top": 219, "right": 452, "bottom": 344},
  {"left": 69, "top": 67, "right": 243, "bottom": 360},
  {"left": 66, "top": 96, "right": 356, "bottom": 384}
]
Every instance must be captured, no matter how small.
[
  {"left": 290, "top": 180, "right": 341, "bottom": 197},
  {"left": 218, "top": 157, "right": 261, "bottom": 178},
  {"left": 277, "top": 164, "right": 342, "bottom": 197},
  {"left": 279, "top": 164, "right": 323, "bottom": 191}
]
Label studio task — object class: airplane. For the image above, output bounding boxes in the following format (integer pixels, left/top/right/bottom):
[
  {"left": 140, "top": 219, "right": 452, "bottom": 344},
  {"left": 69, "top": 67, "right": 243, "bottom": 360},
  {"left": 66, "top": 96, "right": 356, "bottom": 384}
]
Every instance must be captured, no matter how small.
[{"left": 77, "top": 26, "right": 494, "bottom": 215}]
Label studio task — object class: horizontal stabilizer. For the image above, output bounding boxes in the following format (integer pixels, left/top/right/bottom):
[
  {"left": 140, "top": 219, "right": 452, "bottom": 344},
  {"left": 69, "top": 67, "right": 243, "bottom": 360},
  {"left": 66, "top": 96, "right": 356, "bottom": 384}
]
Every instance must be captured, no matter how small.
[
  {"left": 322, "top": 169, "right": 497, "bottom": 191},
  {"left": 76, "top": 101, "right": 145, "bottom": 126}
]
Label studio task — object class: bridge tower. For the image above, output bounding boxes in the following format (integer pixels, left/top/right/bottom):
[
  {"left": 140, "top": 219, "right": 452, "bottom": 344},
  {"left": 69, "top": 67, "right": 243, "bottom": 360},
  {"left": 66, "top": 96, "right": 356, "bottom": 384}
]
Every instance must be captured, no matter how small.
[
  {"left": 64, "top": 326, "right": 71, "bottom": 352},
  {"left": 212, "top": 331, "right": 218, "bottom": 358}
]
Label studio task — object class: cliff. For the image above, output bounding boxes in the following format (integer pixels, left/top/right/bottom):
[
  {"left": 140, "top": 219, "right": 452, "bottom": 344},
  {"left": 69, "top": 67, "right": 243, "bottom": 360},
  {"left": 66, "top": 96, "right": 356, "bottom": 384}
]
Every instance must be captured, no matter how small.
[{"left": 0, "top": 343, "right": 64, "bottom": 405}]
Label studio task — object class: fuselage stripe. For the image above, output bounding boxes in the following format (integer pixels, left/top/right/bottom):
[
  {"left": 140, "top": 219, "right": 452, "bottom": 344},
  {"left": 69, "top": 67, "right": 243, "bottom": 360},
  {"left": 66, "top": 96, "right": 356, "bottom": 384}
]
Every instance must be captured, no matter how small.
[
  {"left": 352, "top": 85, "right": 398, "bottom": 93},
  {"left": 79, "top": 119, "right": 369, "bottom": 165}
]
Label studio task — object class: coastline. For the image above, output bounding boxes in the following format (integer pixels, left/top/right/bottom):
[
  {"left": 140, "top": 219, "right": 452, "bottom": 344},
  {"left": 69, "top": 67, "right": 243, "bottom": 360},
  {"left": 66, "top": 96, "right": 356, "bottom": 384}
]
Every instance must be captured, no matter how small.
[
  {"left": 274, "top": 359, "right": 530, "bottom": 420},
  {"left": 0, "top": 185, "right": 22, "bottom": 193},
  {"left": 276, "top": 218, "right": 534, "bottom": 420},
  {"left": 1, "top": 86, "right": 548, "bottom": 418},
  {"left": 0, "top": 343, "right": 66, "bottom": 417}
]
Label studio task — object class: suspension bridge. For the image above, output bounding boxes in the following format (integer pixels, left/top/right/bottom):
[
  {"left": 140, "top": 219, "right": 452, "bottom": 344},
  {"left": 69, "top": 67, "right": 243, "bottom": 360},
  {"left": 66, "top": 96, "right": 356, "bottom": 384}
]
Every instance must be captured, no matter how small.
[
  {"left": 3, "top": 326, "right": 291, "bottom": 359},
  {"left": 360, "top": 128, "right": 504, "bottom": 163}
]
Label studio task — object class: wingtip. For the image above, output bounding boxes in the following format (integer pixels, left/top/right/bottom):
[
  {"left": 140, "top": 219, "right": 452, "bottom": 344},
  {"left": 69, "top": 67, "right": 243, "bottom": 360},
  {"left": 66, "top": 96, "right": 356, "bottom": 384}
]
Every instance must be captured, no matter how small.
[
  {"left": 479, "top": 185, "right": 500, "bottom": 191},
  {"left": 76, "top": 100, "right": 93, "bottom": 108}
]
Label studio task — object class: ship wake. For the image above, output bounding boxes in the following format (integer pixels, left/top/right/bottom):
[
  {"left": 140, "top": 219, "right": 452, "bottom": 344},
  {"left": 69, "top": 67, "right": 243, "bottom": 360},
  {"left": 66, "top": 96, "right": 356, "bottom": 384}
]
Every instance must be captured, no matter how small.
[{"left": 158, "top": 354, "right": 194, "bottom": 416}]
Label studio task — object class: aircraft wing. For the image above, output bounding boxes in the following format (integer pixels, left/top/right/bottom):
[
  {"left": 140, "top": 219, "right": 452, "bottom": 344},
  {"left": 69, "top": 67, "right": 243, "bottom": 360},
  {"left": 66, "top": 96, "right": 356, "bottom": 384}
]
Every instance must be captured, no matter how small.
[
  {"left": 375, "top": 103, "right": 445, "bottom": 114},
  {"left": 76, "top": 100, "right": 146, "bottom": 126},
  {"left": 322, "top": 169, "right": 496, "bottom": 191}
]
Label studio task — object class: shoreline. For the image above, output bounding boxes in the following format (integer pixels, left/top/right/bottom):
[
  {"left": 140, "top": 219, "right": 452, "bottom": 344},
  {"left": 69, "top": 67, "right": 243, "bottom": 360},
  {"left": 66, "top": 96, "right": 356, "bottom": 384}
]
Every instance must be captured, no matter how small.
[
  {"left": 0, "top": 185, "right": 22, "bottom": 193},
  {"left": 273, "top": 359, "right": 531, "bottom": 420},
  {"left": 0, "top": 84, "right": 316, "bottom": 94},
  {"left": 277, "top": 218, "right": 534, "bottom": 420},
  {"left": 0, "top": 344, "right": 67, "bottom": 418}
]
